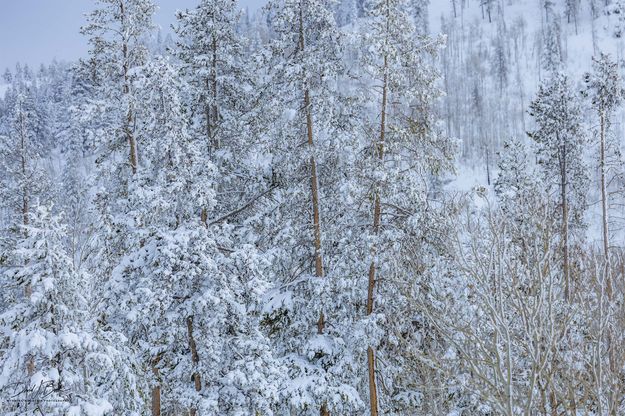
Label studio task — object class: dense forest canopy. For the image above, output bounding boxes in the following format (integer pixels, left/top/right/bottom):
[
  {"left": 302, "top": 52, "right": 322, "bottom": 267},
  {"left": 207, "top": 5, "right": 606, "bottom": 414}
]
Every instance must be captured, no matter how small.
[{"left": 2, "top": 0, "right": 625, "bottom": 414}]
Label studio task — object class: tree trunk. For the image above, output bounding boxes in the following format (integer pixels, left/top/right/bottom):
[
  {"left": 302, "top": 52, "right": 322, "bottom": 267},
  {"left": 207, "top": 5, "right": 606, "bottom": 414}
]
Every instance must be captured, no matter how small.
[
  {"left": 120, "top": 1, "right": 138, "bottom": 175},
  {"left": 298, "top": 4, "right": 327, "bottom": 414},
  {"left": 18, "top": 105, "right": 31, "bottom": 297},
  {"left": 599, "top": 111, "right": 612, "bottom": 298},
  {"left": 560, "top": 143, "right": 570, "bottom": 302},
  {"left": 151, "top": 354, "right": 162, "bottom": 416},
  {"left": 305, "top": 86, "right": 324, "bottom": 280},
  {"left": 366, "top": 51, "right": 388, "bottom": 416},
  {"left": 16, "top": 101, "right": 35, "bottom": 376},
  {"left": 211, "top": 35, "right": 219, "bottom": 151},
  {"left": 187, "top": 316, "right": 202, "bottom": 416}
]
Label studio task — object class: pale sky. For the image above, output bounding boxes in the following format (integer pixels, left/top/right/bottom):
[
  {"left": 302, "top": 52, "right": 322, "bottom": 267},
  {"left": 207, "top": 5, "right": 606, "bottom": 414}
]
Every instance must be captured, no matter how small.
[{"left": 0, "top": 0, "right": 265, "bottom": 72}]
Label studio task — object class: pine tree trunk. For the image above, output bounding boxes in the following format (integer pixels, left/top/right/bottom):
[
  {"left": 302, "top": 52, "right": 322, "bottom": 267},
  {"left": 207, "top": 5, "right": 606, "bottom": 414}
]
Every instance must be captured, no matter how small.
[
  {"left": 17, "top": 102, "right": 35, "bottom": 375},
  {"left": 298, "top": 4, "right": 327, "bottom": 414},
  {"left": 151, "top": 354, "right": 162, "bottom": 416},
  {"left": 305, "top": 87, "right": 324, "bottom": 280},
  {"left": 187, "top": 316, "right": 202, "bottom": 416},
  {"left": 205, "top": 78, "right": 212, "bottom": 148},
  {"left": 126, "top": 107, "right": 138, "bottom": 174},
  {"left": 120, "top": 1, "right": 138, "bottom": 175},
  {"left": 367, "top": 52, "right": 388, "bottom": 416},
  {"left": 18, "top": 102, "right": 32, "bottom": 299},
  {"left": 211, "top": 35, "right": 219, "bottom": 151}
]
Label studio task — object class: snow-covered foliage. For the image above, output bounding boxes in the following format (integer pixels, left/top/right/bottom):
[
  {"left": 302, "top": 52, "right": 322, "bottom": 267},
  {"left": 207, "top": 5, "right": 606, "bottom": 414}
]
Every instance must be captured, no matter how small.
[{"left": 3, "top": 0, "right": 625, "bottom": 414}]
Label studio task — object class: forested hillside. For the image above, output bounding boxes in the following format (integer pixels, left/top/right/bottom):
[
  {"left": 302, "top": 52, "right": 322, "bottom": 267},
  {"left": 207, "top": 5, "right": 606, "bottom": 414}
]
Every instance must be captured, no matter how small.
[{"left": 1, "top": 0, "right": 625, "bottom": 415}]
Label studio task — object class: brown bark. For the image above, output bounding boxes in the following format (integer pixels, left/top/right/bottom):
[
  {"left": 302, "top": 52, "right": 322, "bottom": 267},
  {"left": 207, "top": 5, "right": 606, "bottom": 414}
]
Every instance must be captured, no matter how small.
[
  {"left": 120, "top": 1, "right": 138, "bottom": 175},
  {"left": 204, "top": 79, "right": 212, "bottom": 147},
  {"left": 210, "top": 35, "right": 219, "bottom": 151},
  {"left": 17, "top": 103, "right": 31, "bottom": 298},
  {"left": 201, "top": 208, "right": 208, "bottom": 227},
  {"left": 366, "top": 50, "right": 388, "bottom": 416},
  {"left": 298, "top": 3, "right": 327, "bottom": 414},
  {"left": 16, "top": 99, "right": 35, "bottom": 376},
  {"left": 187, "top": 316, "right": 202, "bottom": 416},
  {"left": 203, "top": 33, "right": 219, "bottom": 154},
  {"left": 151, "top": 354, "right": 162, "bottom": 416},
  {"left": 305, "top": 87, "right": 324, "bottom": 280}
]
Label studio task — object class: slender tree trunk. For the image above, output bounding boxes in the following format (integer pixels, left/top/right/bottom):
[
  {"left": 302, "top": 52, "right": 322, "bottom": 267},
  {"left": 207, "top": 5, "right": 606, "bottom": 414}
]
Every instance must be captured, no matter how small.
[
  {"left": 304, "top": 87, "right": 324, "bottom": 281},
  {"left": 203, "top": 26, "right": 219, "bottom": 154},
  {"left": 298, "top": 4, "right": 327, "bottom": 415},
  {"left": 17, "top": 101, "right": 32, "bottom": 302},
  {"left": 18, "top": 102, "right": 35, "bottom": 376},
  {"left": 211, "top": 35, "right": 219, "bottom": 151},
  {"left": 367, "top": 52, "right": 388, "bottom": 416},
  {"left": 204, "top": 79, "right": 212, "bottom": 148},
  {"left": 600, "top": 111, "right": 609, "bottom": 257},
  {"left": 187, "top": 316, "right": 202, "bottom": 416},
  {"left": 152, "top": 354, "right": 162, "bottom": 416},
  {"left": 560, "top": 143, "right": 570, "bottom": 302},
  {"left": 120, "top": 1, "right": 138, "bottom": 175},
  {"left": 485, "top": 144, "right": 491, "bottom": 185},
  {"left": 599, "top": 111, "right": 612, "bottom": 298}
]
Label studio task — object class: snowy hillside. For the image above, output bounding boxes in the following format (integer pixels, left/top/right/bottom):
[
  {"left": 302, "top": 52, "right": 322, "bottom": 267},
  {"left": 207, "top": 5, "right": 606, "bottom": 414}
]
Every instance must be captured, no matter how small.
[{"left": 431, "top": 0, "right": 625, "bottom": 247}]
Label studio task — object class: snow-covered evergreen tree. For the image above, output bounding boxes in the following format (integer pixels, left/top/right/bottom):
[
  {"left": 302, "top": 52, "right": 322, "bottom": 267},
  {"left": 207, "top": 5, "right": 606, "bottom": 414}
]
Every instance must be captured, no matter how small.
[
  {"left": 0, "top": 205, "right": 141, "bottom": 415},
  {"left": 528, "top": 73, "right": 588, "bottom": 300},
  {"left": 0, "top": 84, "right": 48, "bottom": 239},
  {"left": 258, "top": 0, "right": 366, "bottom": 413},
  {"left": 356, "top": 0, "right": 455, "bottom": 412},
  {"left": 583, "top": 53, "right": 624, "bottom": 263}
]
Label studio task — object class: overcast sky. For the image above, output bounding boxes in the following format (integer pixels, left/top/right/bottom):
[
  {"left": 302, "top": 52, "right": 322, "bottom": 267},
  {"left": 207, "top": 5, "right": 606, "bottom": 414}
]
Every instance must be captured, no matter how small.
[{"left": 0, "top": 0, "right": 265, "bottom": 72}]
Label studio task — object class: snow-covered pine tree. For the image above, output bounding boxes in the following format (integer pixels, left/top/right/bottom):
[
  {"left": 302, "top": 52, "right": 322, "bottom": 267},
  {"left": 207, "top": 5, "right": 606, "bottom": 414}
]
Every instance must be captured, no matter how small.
[
  {"left": 0, "top": 205, "right": 141, "bottom": 415},
  {"left": 104, "top": 57, "right": 283, "bottom": 415},
  {"left": 494, "top": 136, "right": 559, "bottom": 257},
  {"left": 79, "top": 2, "right": 161, "bottom": 412},
  {"left": 79, "top": 0, "right": 158, "bottom": 274},
  {"left": 175, "top": 0, "right": 272, "bottom": 225},
  {"left": 175, "top": 0, "right": 246, "bottom": 157},
  {"left": 258, "top": 0, "right": 368, "bottom": 413},
  {"left": 80, "top": 0, "right": 157, "bottom": 177},
  {"left": 358, "top": 0, "right": 454, "bottom": 412},
  {"left": 528, "top": 73, "right": 588, "bottom": 301},
  {"left": 583, "top": 53, "right": 624, "bottom": 265},
  {"left": 0, "top": 85, "right": 47, "bottom": 236}
]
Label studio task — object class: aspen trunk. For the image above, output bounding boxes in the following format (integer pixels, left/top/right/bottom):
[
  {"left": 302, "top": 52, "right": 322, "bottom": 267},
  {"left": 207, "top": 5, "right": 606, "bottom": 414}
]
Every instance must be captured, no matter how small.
[
  {"left": 187, "top": 316, "right": 202, "bottom": 416},
  {"left": 560, "top": 142, "right": 570, "bottom": 302},
  {"left": 366, "top": 52, "right": 388, "bottom": 416},
  {"left": 599, "top": 111, "right": 612, "bottom": 298},
  {"left": 298, "top": 3, "right": 327, "bottom": 414}
]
